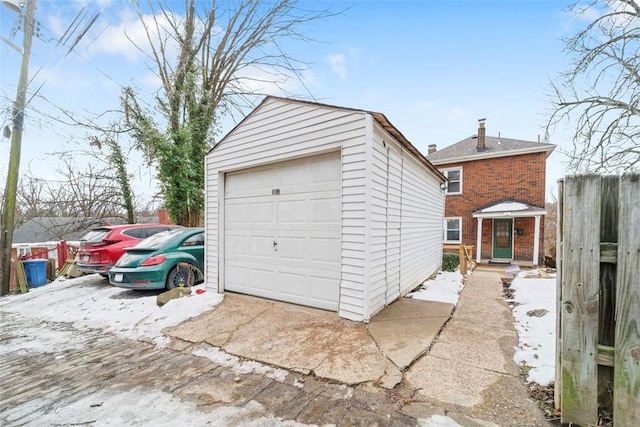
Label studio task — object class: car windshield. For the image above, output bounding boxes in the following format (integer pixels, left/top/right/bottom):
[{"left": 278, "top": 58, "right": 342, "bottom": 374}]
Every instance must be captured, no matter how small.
[
  {"left": 132, "top": 228, "right": 186, "bottom": 250},
  {"left": 80, "top": 228, "right": 110, "bottom": 243}
]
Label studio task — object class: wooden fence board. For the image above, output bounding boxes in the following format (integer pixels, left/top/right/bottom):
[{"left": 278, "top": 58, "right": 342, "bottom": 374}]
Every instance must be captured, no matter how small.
[
  {"left": 614, "top": 174, "right": 640, "bottom": 426},
  {"left": 14, "top": 260, "right": 28, "bottom": 294},
  {"left": 554, "top": 178, "right": 564, "bottom": 409},
  {"left": 560, "top": 175, "right": 601, "bottom": 426}
]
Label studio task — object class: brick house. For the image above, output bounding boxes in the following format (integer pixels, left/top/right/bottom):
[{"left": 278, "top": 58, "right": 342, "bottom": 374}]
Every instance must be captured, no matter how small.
[{"left": 427, "top": 119, "right": 555, "bottom": 266}]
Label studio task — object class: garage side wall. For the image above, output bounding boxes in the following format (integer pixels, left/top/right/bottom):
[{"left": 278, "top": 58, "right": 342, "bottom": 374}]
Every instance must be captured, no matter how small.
[
  {"left": 399, "top": 153, "right": 444, "bottom": 294},
  {"left": 366, "top": 122, "right": 445, "bottom": 319},
  {"left": 205, "top": 98, "right": 370, "bottom": 320}
]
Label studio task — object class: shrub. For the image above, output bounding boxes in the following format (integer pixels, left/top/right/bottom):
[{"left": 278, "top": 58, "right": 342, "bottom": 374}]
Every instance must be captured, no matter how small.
[{"left": 442, "top": 253, "right": 459, "bottom": 272}]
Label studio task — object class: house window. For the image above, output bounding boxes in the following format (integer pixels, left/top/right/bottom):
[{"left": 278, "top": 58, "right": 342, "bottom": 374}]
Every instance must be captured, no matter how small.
[
  {"left": 17, "top": 246, "right": 31, "bottom": 259},
  {"left": 441, "top": 167, "right": 462, "bottom": 195},
  {"left": 444, "top": 217, "right": 462, "bottom": 243}
]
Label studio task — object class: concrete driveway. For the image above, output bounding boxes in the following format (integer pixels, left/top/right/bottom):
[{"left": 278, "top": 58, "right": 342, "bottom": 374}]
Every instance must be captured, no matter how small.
[
  {"left": 164, "top": 293, "right": 454, "bottom": 388},
  {"left": 1, "top": 268, "right": 552, "bottom": 426},
  {"left": 165, "top": 267, "right": 552, "bottom": 426}
]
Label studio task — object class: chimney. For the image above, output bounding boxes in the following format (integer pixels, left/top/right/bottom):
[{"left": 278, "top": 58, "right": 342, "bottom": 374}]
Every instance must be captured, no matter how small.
[
  {"left": 158, "top": 208, "right": 170, "bottom": 224},
  {"left": 477, "top": 118, "right": 486, "bottom": 151},
  {"left": 428, "top": 144, "right": 437, "bottom": 155}
]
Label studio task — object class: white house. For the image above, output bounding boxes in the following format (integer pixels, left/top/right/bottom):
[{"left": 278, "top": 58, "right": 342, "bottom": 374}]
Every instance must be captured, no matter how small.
[{"left": 205, "top": 97, "right": 446, "bottom": 321}]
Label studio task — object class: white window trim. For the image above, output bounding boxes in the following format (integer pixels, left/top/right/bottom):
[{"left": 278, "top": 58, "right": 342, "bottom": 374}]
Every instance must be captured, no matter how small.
[
  {"left": 17, "top": 246, "right": 31, "bottom": 257},
  {"left": 440, "top": 167, "right": 463, "bottom": 195},
  {"left": 444, "top": 217, "right": 462, "bottom": 243}
]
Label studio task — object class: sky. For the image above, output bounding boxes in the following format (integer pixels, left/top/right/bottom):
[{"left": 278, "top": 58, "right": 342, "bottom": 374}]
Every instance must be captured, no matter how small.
[
  {"left": 0, "top": 268, "right": 555, "bottom": 424},
  {"left": 0, "top": 0, "right": 581, "bottom": 207}
]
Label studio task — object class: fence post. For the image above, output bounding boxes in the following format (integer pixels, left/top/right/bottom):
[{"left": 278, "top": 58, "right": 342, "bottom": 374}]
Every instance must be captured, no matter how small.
[
  {"left": 459, "top": 244, "right": 467, "bottom": 275},
  {"left": 560, "top": 175, "right": 601, "bottom": 426},
  {"left": 614, "top": 174, "right": 640, "bottom": 425}
]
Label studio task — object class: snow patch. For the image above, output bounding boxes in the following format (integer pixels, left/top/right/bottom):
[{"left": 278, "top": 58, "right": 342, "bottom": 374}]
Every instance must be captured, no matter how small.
[
  {"left": 419, "top": 414, "right": 464, "bottom": 426},
  {"left": 1, "top": 387, "right": 311, "bottom": 426},
  {"left": 408, "top": 271, "right": 465, "bottom": 305},
  {"left": 509, "top": 277, "right": 556, "bottom": 386},
  {"left": 0, "top": 274, "right": 224, "bottom": 346},
  {"left": 193, "top": 345, "right": 289, "bottom": 383},
  {"left": 480, "top": 201, "right": 530, "bottom": 212}
]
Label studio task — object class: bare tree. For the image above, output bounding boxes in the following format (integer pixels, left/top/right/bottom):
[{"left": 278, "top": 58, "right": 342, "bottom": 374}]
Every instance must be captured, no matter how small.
[
  {"left": 122, "top": 0, "right": 335, "bottom": 226},
  {"left": 40, "top": 105, "right": 143, "bottom": 224},
  {"left": 88, "top": 135, "right": 136, "bottom": 224},
  {"left": 15, "top": 157, "right": 145, "bottom": 239},
  {"left": 548, "top": 0, "right": 640, "bottom": 172}
]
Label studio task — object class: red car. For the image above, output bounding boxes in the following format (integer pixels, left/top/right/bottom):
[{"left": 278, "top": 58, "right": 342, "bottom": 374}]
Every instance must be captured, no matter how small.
[{"left": 77, "top": 223, "right": 183, "bottom": 276}]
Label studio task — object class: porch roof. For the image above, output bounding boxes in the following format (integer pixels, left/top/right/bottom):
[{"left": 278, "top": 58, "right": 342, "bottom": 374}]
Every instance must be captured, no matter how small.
[{"left": 472, "top": 200, "right": 546, "bottom": 219}]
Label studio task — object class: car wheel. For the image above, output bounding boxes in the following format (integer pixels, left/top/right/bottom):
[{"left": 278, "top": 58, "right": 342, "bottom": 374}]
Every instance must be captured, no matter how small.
[
  {"left": 99, "top": 273, "right": 109, "bottom": 278},
  {"left": 165, "top": 263, "right": 197, "bottom": 290}
]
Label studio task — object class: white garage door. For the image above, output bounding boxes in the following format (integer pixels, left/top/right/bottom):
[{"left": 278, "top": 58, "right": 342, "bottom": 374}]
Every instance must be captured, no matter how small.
[{"left": 224, "top": 152, "right": 341, "bottom": 311}]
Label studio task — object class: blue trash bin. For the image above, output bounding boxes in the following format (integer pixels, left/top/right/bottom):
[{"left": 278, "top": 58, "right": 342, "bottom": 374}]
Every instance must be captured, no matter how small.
[{"left": 23, "top": 259, "right": 48, "bottom": 287}]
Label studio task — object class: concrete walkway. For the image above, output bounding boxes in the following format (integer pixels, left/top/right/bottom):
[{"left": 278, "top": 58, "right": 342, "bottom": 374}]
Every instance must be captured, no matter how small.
[{"left": 403, "top": 266, "right": 551, "bottom": 426}]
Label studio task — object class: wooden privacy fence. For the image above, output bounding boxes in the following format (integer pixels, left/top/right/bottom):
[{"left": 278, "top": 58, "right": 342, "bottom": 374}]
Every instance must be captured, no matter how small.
[{"left": 556, "top": 175, "right": 640, "bottom": 426}]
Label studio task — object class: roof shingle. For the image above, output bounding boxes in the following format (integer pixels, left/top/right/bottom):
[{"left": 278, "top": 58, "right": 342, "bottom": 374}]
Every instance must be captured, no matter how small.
[{"left": 427, "top": 134, "right": 555, "bottom": 165}]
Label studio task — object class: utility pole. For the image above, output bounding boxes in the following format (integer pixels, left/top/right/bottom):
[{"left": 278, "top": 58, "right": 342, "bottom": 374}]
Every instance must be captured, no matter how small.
[{"left": 0, "top": 0, "right": 37, "bottom": 295}]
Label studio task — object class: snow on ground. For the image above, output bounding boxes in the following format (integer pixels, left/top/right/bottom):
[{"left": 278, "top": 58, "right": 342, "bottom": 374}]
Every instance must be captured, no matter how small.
[
  {"left": 0, "top": 274, "right": 315, "bottom": 425},
  {"left": 408, "top": 270, "right": 465, "bottom": 305},
  {"left": 509, "top": 276, "right": 557, "bottom": 386},
  {"left": 193, "top": 345, "right": 290, "bottom": 383},
  {"left": 419, "top": 414, "right": 464, "bottom": 426},
  {"left": 0, "top": 274, "right": 223, "bottom": 347},
  {"left": 0, "top": 270, "right": 470, "bottom": 426},
  {"left": 8, "top": 388, "right": 311, "bottom": 427}
]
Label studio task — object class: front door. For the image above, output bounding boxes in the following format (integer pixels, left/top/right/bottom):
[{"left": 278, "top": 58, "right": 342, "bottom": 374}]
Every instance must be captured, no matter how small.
[{"left": 493, "top": 219, "right": 513, "bottom": 259}]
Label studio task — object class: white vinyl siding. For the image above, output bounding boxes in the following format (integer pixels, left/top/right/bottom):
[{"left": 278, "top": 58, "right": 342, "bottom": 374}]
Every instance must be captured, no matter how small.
[
  {"left": 385, "top": 146, "right": 403, "bottom": 305},
  {"left": 366, "top": 120, "right": 444, "bottom": 318},
  {"left": 399, "top": 154, "right": 444, "bottom": 295},
  {"left": 368, "top": 125, "right": 391, "bottom": 316},
  {"left": 206, "top": 99, "right": 368, "bottom": 321},
  {"left": 206, "top": 97, "right": 444, "bottom": 321}
]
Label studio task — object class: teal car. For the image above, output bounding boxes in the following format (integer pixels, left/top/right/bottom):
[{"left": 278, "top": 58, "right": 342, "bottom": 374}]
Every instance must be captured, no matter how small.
[{"left": 108, "top": 228, "right": 205, "bottom": 290}]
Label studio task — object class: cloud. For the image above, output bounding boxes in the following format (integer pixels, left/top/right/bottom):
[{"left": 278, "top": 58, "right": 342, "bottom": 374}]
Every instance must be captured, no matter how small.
[
  {"left": 85, "top": 9, "right": 171, "bottom": 63},
  {"left": 327, "top": 53, "right": 348, "bottom": 81},
  {"left": 568, "top": 0, "right": 636, "bottom": 26},
  {"left": 571, "top": 2, "right": 604, "bottom": 22}
]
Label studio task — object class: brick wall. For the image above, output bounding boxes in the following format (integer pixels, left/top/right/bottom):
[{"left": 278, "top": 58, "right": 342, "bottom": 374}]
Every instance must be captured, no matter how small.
[{"left": 440, "top": 151, "right": 547, "bottom": 263}]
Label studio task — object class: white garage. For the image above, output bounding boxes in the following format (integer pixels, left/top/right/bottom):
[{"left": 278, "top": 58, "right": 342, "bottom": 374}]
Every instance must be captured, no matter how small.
[{"left": 205, "top": 97, "right": 446, "bottom": 321}]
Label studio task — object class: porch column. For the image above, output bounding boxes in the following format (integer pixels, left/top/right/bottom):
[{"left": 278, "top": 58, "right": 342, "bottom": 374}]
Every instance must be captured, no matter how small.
[
  {"left": 476, "top": 217, "right": 483, "bottom": 263},
  {"left": 533, "top": 215, "right": 541, "bottom": 265}
]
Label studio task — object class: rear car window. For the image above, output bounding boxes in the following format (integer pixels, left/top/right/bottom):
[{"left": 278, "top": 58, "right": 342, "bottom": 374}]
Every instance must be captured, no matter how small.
[
  {"left": 181, "top": 232, "right": 204, "bottom": 247},
  {"left": 80, "top": 229, "right": 110, "bottom": 242},
  {"left": 123, "top": 225, "right": 182, "bottom": 239},
  {"left": 122, "top": 227, "right": 144, "bottom": 239},
  {"left": 133, "top": 228, "right": 186, "bottom": 250}
]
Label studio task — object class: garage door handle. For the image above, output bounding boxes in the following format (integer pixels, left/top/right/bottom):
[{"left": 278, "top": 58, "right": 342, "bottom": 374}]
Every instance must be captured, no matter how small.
[{"left": 273, "top": 240, "right": 278, "bottom": 251}]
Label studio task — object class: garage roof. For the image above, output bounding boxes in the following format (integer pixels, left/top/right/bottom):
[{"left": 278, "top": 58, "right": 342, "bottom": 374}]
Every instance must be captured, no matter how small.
[{"left": 211, "top": 96, "right": 446, "bottom": 183}]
